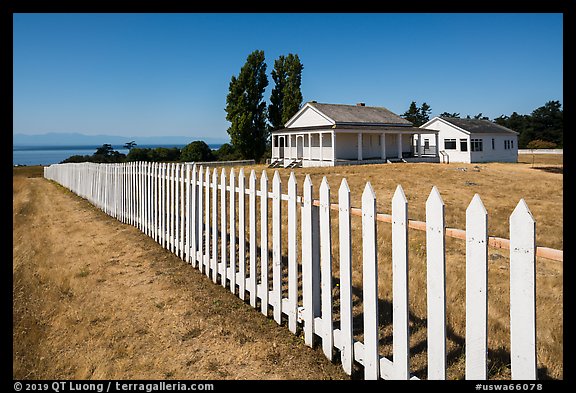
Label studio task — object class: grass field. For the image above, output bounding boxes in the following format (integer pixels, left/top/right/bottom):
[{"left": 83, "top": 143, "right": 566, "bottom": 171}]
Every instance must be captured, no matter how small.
[{"left": 18, "top": 153, "right": 562, "bottom": 380}]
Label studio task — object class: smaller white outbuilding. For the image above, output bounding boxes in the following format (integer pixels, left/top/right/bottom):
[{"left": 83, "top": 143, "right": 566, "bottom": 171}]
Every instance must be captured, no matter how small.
[{"left": 419, "top": 116, "right": 519, "bottom": 163}]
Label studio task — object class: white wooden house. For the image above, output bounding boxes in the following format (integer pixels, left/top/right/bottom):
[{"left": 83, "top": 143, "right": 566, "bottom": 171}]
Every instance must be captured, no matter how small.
[
  {"left": 419, "top": 117, "right": 519, "bottom": 163},
  {"left": 270, "top": 102, "right": 440, "bottom": 167}
]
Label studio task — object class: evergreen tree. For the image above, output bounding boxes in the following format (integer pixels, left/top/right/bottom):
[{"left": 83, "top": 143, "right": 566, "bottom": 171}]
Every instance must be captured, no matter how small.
[
  {"left": 268, "top": 54, "right": 304, "bottom": 131},
  {"left": 402, "top": 101, "right": 431, "bottom": 126},
  {"left": 530, "top": 100, "right": 563, "bottom": 147},
  {"left": 439, "top": 112, "right": 460, "bottom": 118},
  {"left": 225, "top": 50, "right": 269, "bottom": 162}
]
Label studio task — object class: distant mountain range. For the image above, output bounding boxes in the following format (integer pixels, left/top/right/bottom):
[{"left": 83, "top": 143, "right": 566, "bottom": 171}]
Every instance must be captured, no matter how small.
[{"left": 13, "top": 132, "right": 228, "bottom": 147}]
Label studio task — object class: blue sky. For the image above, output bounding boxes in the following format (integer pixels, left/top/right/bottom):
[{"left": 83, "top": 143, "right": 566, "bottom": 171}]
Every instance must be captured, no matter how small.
[{"left": 13, "top": 13, "right": 563, "bottom": 142}]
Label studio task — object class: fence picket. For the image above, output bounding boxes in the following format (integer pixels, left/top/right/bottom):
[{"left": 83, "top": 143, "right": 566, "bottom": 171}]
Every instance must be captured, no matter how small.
[
  {"left": 212, "top": 168, "right": 218, "bottom": 283},
  {"left": 465, "top": 194, "right": 488, "bottom": 380},
  {"left": 302, "top": 175, "right": 315, "bottom": 347},
  {"left": 204, "top": 167, "right": 211, "bottom": 277},
  {"left": 229, "top": 168, "right": 236, "bottom": 294},
  {"left": 260, "top": 171, "right": 269, "bottom": 316},
  {"left": 238, "top": 168, "right": 246, "bottom": 300},
  {"left": 220, "top": 168, "right": 228, "bottom": 288},
  {"left": 319, "top": 177, "right": 333, "bottom": 360},
  {"left": 287, "top": 172, "right": 298, "bottom": 334},
  {"left": 197, "top": 166, "right": 204, "bottom": 273},
  {"left": 249, "top": 170, "right": 257, "bottom": 308},
  {"left": 189, "top": 164, "right": 196, "bottom": 266},
  {"left": 180, "top": 163, "right": 186, "bottom": 259},
  {"left": 170, "top": 163, "right": 176, "bottom": 253},
  {"left": 426, "top": 186, "right": 447, "bottom": 380},
  {"left": 338, "top": 178, "right": 353, "bottom": 375},
  {"left": 175, "top": 164, "right": 180, "bottom": 257},
  {"left": 160, "top": 163, "right": 166, "bottom": 248},
  {"left": 272, "top": 171, "right": 282, "bottom": 324},
  {"left": 392, "top": 185, "right": 410, "bottom": 380},
  {"left": 509, "top": 199, "right": 537, "bottom": 380},
  {"left": 362, "top": 182, "right": 380, "bottom": 380}
]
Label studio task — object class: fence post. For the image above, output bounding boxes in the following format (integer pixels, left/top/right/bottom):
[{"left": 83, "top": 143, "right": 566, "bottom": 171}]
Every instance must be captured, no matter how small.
[
  {"left": 392, "top": 185, "right": 410, "bottom": 380},
  {"left": 426, "top": 186, "right": 447, "bottom": 380},
  {"left": 272, "top": 170, "right": 282, "bottom": 324},
  {"left": 465, "top": 194, "right": 488, "bottom": 380},
  {"left": 362, "top": 182, "right": 380, "bottom": 380},
  {"left": 319, "top": 177, "right": 334, "bottom": 360},
  {"left": 509, "top": 199, "right": 537, "bottom": 380},
  {"left": 260, "top": 170, "right": 269, "bottom": 316},
  {"left": 229, "top": 168, "right": 236, "bottom": 294},
  {"left": 287, "top": 172, "right": 298, "bottom": 334},
  {"left": 238, "top": 168, "right": 246, "bottom": 300}
]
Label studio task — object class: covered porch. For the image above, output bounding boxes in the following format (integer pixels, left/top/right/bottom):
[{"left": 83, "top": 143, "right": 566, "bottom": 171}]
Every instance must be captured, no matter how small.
[{"left": 271, "top": 128, "right": 440, "bottom": 167}]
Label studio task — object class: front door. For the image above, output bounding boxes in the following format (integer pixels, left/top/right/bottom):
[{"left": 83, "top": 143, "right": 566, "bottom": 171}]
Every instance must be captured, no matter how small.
[{"left": 296, "top": 136, "right": 304, "bottom": 159}]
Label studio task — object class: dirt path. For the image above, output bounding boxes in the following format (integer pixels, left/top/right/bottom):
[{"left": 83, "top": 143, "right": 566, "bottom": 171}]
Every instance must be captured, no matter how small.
[{"left": 13, "top": 167, "right": 349, "bottom": 380}]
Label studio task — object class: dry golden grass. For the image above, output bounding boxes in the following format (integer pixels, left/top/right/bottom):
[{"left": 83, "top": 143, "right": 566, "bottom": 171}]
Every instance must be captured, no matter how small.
[
  {"left": 17, "top": 155, "right": 562, "bottom": 380},
  {"left": 207, "top": 154, "right": 562, "bottom": 380}
]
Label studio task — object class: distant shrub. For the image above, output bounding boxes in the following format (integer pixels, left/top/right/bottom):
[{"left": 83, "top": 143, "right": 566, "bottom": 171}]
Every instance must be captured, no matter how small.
[
  {"left": 214, "top": 143, "right": 242, "bottom": 161},
  {"left": 180, "top": 141, "right": 215, "bottom": 162},
  {"left": 526, "top": 139, "right": 557, "bottom": 149}
]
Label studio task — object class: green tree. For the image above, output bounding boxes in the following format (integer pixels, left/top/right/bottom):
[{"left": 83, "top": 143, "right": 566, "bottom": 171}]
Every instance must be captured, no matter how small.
[
  {"left": 93, "top": 144, "right": 125, "bottom": 163},
  {"left": 123, "top": 141, "right": 137, "bottom": 150},
  {"left": 402, "top": 101, "right": 431, "bottom": 126},
  {"left": 225, "top": 50, "right": 269, "bottom": 162},
  {"left": 268, "top": 54, "right": 304, "bottom": 131},
  {"left": 126, "top": 147, "right": 152, "bottom": 162},
  {"left": 214, "top": 143, "right": 242, "bottom": 161},
  {"left": 439, "top": 112, "right": 460, "bottom": 118},
  {"left": 530, "top": 100, "right": 563, "bottom": 147},
  {"left": 180, "top": 141, "right": 215, "bottom": 162},
  {"left": 149, "top": 147, "right": 181, "bottom": 162}
]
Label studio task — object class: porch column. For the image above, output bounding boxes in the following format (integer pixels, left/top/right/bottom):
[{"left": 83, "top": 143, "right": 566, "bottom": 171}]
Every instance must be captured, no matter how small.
[
  {"left": 308, "top": 133, "right": 312, "bottom": 161},
  {"left": 417, "top": 133, "right": 422, "bottom": 158},
  {"left": 380, "top": 133, "right": 386, "bottom": 160},
  {"left": 332, "top": 131, "right": 336, "bottom": 163},
  {"left": 319, "top": 132, "right": 323, "bottom": 162},
  {"left": 435, "top": 133, "right": 439, "bottom": 158},
  {"left": 397, "top": 133, "right": 403, "bottom": 159},
  {"left": 272, "top": 134, "right": 276, "bottom": 159},
  {"left": 358, "top": 133, "right": 363, "bottom": 161}
]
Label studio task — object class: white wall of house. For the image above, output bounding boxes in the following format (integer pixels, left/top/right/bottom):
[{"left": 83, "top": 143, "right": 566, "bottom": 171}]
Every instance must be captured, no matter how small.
[
  {"left": 421, "top": 119, "right": 517, "bottom": 163},
  {"left": 470, "top": 134, "right": 518, "bottom": 163}
]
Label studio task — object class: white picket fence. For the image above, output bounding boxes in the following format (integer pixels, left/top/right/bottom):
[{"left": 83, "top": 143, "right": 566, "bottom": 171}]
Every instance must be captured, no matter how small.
[{"left": 43, "top": 161, "right": 538, "bottom": 380}]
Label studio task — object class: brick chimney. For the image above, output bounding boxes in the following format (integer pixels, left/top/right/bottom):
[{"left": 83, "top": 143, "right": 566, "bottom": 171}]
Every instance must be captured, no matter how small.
[{"left": 356, "top": 102, "right": 365, "bottom": 106}]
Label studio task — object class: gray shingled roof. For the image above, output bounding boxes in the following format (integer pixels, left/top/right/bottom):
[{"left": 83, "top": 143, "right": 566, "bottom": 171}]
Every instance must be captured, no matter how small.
[
  {"left": 309, "top": 102, "right": 412, "bottom": 126},
  {"left": 440, "top": 117, "right": 518, "bottom": 135}
]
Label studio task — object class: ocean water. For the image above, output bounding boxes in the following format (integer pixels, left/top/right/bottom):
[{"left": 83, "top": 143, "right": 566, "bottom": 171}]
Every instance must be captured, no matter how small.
[{"left": 13, "top": 144, "right": 220, "bottom": 166}]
